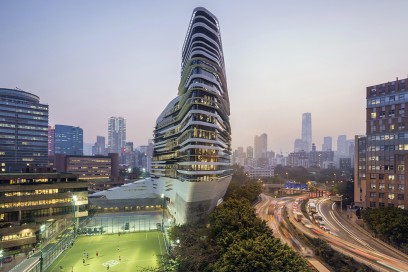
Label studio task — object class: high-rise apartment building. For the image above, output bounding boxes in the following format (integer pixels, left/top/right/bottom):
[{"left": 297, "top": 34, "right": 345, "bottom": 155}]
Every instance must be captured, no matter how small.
[
  {"left": 254, "top": 133, "right": 267, "bottom": 159},
  {"left": 355, "top": 77, "right": 408, "bottom": 209},
  {"left": 301, "top": 113, "right": 312, "bottom": 152},
  {"left": 108, "top": 117, "right": 126, "bottom": 154},
  {"left": 54, "top": 124, "right": 83, "bottom": 156},
  {"left": 152, "top": 7, "right": 232, "bottom": 224},
  {"left": 322, "top": 136, "right": 332, "bottom": 151},
  {"left": 0, "top": 88, "right": 49, "bottom": 172}
]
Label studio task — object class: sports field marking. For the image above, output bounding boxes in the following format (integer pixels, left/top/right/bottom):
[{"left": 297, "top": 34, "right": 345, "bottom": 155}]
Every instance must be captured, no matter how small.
[{"left": 102, "top": 260, "right": 120, "bottom": 267}]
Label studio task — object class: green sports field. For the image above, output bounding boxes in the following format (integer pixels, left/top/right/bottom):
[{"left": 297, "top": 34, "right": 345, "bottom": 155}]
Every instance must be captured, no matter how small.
[{"left": 46, "top": 231, "right": 166, "bottom": 272}]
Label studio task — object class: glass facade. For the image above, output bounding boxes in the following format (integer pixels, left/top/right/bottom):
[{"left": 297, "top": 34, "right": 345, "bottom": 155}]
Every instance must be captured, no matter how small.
[
  {"left": 54, "top": 124, "right": 83, "bottom": 155},
  {"left": 0, "top": 88, "right": 49, "bottom": 172},
  {"left": 152, "top": 8, "right": 232, "bottom": 182}
]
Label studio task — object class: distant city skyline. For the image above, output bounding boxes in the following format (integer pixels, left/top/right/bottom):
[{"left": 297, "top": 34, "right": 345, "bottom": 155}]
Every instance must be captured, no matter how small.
[{"left": 1, "top": 1, "right": 408, "bottom": 152}]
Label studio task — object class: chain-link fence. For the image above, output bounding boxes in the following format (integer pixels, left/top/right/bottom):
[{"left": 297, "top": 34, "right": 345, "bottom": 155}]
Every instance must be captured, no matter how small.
[{"left": 79, "top": 214, "right": 162, "bottom": 234}]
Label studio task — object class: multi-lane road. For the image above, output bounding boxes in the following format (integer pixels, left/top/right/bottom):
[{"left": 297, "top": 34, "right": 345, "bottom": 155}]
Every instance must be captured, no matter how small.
[{"left": 256, "top": 193, "right": 408, "bottom": 272}]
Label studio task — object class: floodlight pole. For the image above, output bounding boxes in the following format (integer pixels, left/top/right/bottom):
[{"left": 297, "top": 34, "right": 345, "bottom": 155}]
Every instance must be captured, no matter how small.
[
  {"left": 72, "top": 195, "right": 78, "bottom": 238},
  {"left": 161, "top": 194, "right": 165, "bottom": 232}
]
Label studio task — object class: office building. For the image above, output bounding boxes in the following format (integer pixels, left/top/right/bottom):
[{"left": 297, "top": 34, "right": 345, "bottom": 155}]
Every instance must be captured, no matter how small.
[
  {"left": 294, "top": 138, "right": 306, "bottom": 152},
  {"left": 54, "top": 153, "right": 119, "bottom": 181},
  {"left": 354, "top": 135, "right": 366, "bottom": 207},
  {"left": 54, "top": 125, "right": 83, "bottom": 156},
  {"left": 254, "top": 133, "right": 267, "bottom": 159},
  {"left": 337, "top": 135, "right": 347, "bottom": 156},
  {"left": 48, "top": 126, "right": 55, "bottom": 156},
  {"left": 301, "top": 113, "right": 312, "bottom": 152},
  {"left": 151, "top": 7, "right": 232, "bottom": 224},
  {"left": 0, "top": 172, "right": 88, "bottom": 253},
  {"left": 246, "top": 146, "right": 254, "bottom": 159},
  {"left": 92, "top": 136, "right": 106, "bottom": 156},
  {"left": 356, "top": 77, "right": 408, "bottom": 209},
  {"left": 108, "top": 117, "right": 126, "bottom": 154},
  {"left": 0, "top": 88, "right": 49, "bottom": 172},
  {"left": 322, "top": 136, "right": 332, "bottom": 151}
]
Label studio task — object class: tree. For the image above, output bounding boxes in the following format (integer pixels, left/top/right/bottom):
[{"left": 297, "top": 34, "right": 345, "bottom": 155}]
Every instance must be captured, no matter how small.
[{"left": 213, "top": 234, "right": 310, "bottom": 272}]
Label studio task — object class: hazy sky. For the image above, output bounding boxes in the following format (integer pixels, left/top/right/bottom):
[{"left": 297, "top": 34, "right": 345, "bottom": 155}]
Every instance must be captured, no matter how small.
[{"left": 1, "top": 1, "right": 408, "bottom": 154}]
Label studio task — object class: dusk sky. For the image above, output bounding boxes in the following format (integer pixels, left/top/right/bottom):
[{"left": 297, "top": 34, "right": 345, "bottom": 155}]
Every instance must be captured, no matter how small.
[{"left": 1, "top": 1, "right": 408, "bottom": 154}]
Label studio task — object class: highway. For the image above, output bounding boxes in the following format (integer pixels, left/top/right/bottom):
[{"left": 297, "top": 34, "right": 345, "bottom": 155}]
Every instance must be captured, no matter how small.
[
  {"left": 256, "top": 194, "right": 330, "bottom": 272},
  {"left": 256, "top": 194, "right": 408, "bottom": 272},
  {"left": 315, "top": 198, "right": 408, "bottom": 270}
]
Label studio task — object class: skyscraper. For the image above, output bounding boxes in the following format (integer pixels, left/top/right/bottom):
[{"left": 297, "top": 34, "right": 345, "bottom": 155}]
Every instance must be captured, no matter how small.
[
  {"left": 337, "top": 134, "right": 347, "bottom": 156},
  {"left": 54, "top": 125, "right": 83, "bottom": 155},
  {"left": 322, "top": 136, "right": 332, "bottom": 151},
  {"left": 355, "top": 77, "right": 408, "bottom": 209},
  {"left": 92, "top": 136, "right": 106, "bottom": 155},
  {"left": 301, "top": 113, "right": 312, "bottom": 152},
  {"left": 0, "top": 88, "right": 48, "bottom": 172},
  {"left": 152, "top": 7, "right": 232, "bottom": 224},
  {"left": 254, "top": 133, "right": 267, "bottom": 159},
  {"left": 246, "top": 146, "right": 254, "bottom": 159},
  {"left": 108, "top": 117, "right": 126, "bottom": 154},
  {"left": 48, "top": 126, "right": 55, "bottom": 156}
]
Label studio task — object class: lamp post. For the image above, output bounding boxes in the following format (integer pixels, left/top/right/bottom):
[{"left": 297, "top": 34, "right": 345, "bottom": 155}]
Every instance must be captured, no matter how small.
[
  {"left": 72, "top": 195, "right": 78, "bottom": 238},
  {"left": 161, "top": 194, "right": 165, "bottom": 232}
]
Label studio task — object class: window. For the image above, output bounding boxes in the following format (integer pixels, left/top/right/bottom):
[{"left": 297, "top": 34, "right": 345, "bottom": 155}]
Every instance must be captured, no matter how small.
[
  {"left": 379, "top": 183, "right": 385, "bottom": 190},
  {"left": 398, "top": 184, "right": 405, "bottom": 191},
  {"left": 370, "top": 202, "right": 376, "bottom": 207},
  {"left": 388, "top": 184, "right": 394, "bottom": 190},
  {"left": 379, "top": 193, "right": 385, "bottom": 198},
  {"left": 398, "top": 194, "right": 405, "bottom": 200},
  {"left": 370, "top": 192, "right": 376, "bottom": 198},
  {"left": 370, "top": 182, "right": 376, "bottom": 189},
  {"left": 388, "top": 193, "right": 395, "bottom": 200},
  {"left": 388, "top": 175, "right": 395, "bottom": 181},
  {"left": 398, "top": 175, "right": 405, "bottom": 181},
  {"left": 388, "top": 203, "right": 394, "bottom": 207},
  {"left": 398, "top": 205, "right": 404, "bottom": 209},
  {"left": 398, "top": 165, "right": 405, "bottom": 171},
  {"left": 379, "top": 202, "right": 385, "bottom": 207},
  {"left": 371, "top": 112, "right": 376, "bottom": 118}
]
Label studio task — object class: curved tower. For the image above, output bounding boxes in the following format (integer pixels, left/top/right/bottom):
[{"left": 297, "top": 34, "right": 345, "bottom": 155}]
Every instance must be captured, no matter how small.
[
  {"left": 152, "top": 7, "right": 232, "bottom": 224},
  {"left": 0, "top": 88, "right": 49, "bottom": 172}
]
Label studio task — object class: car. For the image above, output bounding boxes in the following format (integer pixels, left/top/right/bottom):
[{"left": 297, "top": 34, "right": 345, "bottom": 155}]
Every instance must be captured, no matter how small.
[
  {"left": 322, "top": 226, "right": 331, "bottom": 233},
  {"left": 2, "top": 256, "right": 12, "bottom": 263}
]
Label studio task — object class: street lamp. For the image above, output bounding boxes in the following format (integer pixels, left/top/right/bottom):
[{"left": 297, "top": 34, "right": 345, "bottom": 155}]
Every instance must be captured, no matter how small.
[
  {"left": 161, "top": 194, "right": 165, "bottom": 232},
  {"left": 72, "top": 195, "right": 78, "bottom": 238}
]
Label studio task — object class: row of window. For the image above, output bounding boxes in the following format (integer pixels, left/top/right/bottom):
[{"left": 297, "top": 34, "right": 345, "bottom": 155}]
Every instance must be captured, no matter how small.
[
  {"left": 370, "top": 183, "right": 405, "bottom": 190},
  {"left": 368, "top": 93, "right": 407, "bottom": 106},
  {"left": 0, "top": 197, "right": 88, "bottom": 209},
  {"left": 1, "top": 231, "right": 35, "bottom": 241},
  {"left": 369, "top": 192, "right": 405, "bottom": 200},
  {"left": 369, "top": 202, "right": 405, "bottom": 209},
  {"left": 367, "top": 165, "right": 405, "bottom": 171}
]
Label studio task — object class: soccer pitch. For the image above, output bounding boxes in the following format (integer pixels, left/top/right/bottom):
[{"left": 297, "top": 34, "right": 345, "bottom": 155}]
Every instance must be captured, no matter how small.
[{"left": 46, "top": 231, "right": 166, "bottom": 272}]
